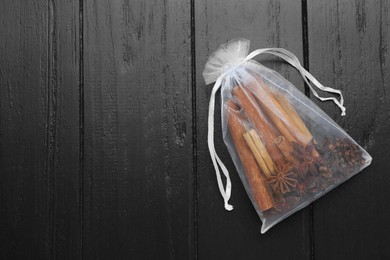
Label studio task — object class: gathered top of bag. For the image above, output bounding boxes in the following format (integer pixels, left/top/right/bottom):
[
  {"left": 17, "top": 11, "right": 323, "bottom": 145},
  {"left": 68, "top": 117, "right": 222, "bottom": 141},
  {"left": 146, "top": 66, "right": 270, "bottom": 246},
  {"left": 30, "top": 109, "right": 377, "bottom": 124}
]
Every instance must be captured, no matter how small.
[{"left": 203, "top": 39, "right": 251, "bottom": 85}]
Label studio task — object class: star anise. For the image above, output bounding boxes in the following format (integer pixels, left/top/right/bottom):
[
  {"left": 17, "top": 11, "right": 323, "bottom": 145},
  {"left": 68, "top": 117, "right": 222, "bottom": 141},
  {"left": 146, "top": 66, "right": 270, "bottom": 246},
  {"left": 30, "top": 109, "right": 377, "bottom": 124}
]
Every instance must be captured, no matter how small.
[{"left": 268, "top": 162, "right": 298, "bottom": 194}]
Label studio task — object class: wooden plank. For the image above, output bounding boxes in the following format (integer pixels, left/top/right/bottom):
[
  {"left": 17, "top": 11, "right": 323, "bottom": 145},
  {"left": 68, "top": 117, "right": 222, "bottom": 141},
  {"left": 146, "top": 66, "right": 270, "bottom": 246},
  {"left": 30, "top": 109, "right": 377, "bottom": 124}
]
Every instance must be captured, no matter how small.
[
  {"left": 82, "top": 0, "right": 193, "bottom": 259},
  {"left": 307, "top": 0, "right": 390, "bottom": 258},
  {"left": 50, "top": 1, "right": 82, "bottom": 258},
  {"left": 0, "top": 0, "right": 81, "bottom": 259},
  {"left": 195, "top": 1, "right": 312, "bottom": 259}
]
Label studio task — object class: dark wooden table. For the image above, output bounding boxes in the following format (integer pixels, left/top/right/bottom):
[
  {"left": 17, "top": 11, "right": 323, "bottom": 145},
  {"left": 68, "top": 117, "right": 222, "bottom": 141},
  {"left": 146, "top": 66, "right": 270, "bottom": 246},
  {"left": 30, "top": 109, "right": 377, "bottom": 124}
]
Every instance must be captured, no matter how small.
[{"left": 1, "top": 0, "right": 389, "bottom": 259}]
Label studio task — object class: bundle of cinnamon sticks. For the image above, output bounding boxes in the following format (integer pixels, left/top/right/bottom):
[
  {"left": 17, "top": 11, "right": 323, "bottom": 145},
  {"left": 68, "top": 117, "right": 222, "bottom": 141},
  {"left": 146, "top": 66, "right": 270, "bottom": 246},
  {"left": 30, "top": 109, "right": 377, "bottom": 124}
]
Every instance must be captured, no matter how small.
[{"left": 225, "top": 76, "right": 322, "bottom": 212}]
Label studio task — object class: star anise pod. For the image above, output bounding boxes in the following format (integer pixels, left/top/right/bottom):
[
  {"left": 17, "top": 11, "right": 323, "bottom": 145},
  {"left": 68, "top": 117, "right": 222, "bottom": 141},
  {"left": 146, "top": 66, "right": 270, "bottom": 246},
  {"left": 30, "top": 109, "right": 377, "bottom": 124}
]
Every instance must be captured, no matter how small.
[{"left": 268, "top": 162, "right": 298, "bottom": 194}]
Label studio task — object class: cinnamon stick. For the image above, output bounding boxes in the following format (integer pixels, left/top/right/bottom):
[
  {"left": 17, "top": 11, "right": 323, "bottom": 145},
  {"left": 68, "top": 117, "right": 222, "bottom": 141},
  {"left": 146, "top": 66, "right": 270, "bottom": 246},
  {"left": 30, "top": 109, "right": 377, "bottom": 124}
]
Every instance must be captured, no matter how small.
[
  {"left": 273, "top": 92, "right": 320, "bottom": 159},
  {"left": 232, "top": 86, "right": 285, "bottom": 165},
  {"left": 273, "top": 92, "right": 313, "bottom": 141},
  {"left": 247, "top": 76, "right": 322, "bottom": 160},
  {"left": 243, "top": 132, "right": 272, "bottom": 178},
  {"left": 244, "top": 84, "right": 297, "bottom": 145},
  {"left": 248, "top": 129, "right": 275, "bottom": 175},
  {"left": 274, "top": 136, "right": 300, "bottom": 165},
  {"left": 225, "top": 100, "right": 274, "bottom": 211},
  {"left": 246, "top": 77, "right": 312, "bottom": 146}
]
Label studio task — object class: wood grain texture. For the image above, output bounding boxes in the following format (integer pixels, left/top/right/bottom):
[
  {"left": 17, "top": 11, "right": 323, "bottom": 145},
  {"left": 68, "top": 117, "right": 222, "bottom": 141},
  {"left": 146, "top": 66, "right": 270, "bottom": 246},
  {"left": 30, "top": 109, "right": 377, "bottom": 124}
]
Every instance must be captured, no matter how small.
[
  {"left": 82, "top": 0, "right": 193, "bottom": 259},
  {"left": 0, "top": 0, "right": 80, "bottom": 259},
  {"left": 308, "top": 0, "right": 390, "bottom": 258},
  {"left": 195, "top": 1, "right": 311, "bottom": 259},
  {"left": 1, "top": 0, "right": 390, "bottom": 259}
]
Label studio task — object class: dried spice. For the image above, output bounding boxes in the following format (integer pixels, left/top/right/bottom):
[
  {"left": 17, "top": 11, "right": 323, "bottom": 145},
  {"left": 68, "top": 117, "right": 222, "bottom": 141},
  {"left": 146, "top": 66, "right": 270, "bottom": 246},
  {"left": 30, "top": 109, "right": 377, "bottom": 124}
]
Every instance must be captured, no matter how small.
[
  {"left": 229, "top": 78, "right": 368, "bottom": 205},
  {"left": 292, "top": 140, "right": 319, "bottom": 176},
  {"left": 225, "top": 101, "right": 274, "bottom": 211},
  {"left": 268, "top": 162, "right": 298, "bottom": 194},
  {"left": 203, "top": 39, "right": 372, "bottom": 233},
  {"left": 317, "top": 137, "right": 366, "bottom": 177},
  {"left": 274, "top": 136, "right": 298, "bottom": 165},
  {"left": 226, "top": 77, "right": 370, "bottom": 230}
]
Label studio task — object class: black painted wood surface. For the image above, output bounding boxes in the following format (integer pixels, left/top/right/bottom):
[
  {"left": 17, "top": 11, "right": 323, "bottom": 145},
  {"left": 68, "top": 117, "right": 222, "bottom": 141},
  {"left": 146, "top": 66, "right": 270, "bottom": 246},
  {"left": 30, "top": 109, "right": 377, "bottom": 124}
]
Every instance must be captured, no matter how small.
[
  {"left": 308, "top": 1, "right": 390, "bottom": 259},
  {"left": 0, "top": 1, "right": 80, "bottom": 259},
  {"left": 0, "top": 0, "right": 389, "bottom": 259}
]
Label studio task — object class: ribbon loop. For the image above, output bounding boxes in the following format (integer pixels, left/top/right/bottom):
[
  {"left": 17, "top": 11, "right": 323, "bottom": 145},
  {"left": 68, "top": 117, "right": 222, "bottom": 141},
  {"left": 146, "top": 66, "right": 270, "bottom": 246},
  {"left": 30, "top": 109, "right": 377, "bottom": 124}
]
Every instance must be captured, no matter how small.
[
  {"left": 243, "top": 48, "right": 346, "bottom": 116},
  {"left": 204, "top": 39, "right": 346, "bottom": 211}
]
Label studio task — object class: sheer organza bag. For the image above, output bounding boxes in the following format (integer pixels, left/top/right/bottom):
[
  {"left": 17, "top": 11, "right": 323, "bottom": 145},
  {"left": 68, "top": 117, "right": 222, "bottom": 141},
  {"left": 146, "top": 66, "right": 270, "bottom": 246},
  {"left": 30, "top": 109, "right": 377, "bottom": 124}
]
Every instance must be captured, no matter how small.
[{"left": 203, "top": 39, "right": 372, "bottom": 233}]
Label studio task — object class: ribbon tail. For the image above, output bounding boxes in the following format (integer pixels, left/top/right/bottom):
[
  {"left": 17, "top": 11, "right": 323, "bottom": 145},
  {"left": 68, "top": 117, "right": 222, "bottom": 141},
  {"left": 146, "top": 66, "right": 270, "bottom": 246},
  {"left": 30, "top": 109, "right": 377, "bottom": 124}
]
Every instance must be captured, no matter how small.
[{"left": 207, "top": 76, "right": 233, "bottom": 211}]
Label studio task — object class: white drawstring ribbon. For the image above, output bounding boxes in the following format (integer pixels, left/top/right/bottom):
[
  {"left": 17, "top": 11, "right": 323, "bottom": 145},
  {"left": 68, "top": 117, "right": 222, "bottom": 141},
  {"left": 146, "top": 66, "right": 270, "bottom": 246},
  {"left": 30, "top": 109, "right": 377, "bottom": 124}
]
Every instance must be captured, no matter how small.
[
  {"left": 243, "top": 48, "right": 346, "bottom": 116},
  {"left": 205, "top": 40, "right": 346, "bottom": 211},
  {"left": 208, "top": 75, "right": 233, "bottom": 211}
]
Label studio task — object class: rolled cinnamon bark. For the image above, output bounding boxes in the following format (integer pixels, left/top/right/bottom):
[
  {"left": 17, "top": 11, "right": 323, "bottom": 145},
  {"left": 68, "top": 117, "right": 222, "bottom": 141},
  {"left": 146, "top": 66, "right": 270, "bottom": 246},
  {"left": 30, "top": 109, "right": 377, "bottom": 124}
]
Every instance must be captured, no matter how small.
[
  {"left": 243, "top": 132, "right": 272, "bottom": 178},
  {"left": 246, "top": 77, "right": 312, "bottom": 146},
  {"left": 273, "top": 92, "right": 313, "bottom": 141},
  {"left": 232, "top": 86, "right": 285, "bottom": 165},
  {"left": 249, "top": 129, "right": 275, "bottom": 175},
  {"left": 225, "top": 100, "right": 274, "bottom": 211},
  {"left": 244, "top": 85, "right": 297, "bottom": 145},
  {"left": 274, "top": 136, "right": 300, "bottom": 165},
  {"left": 272, "top": 92, "right": 320, "bottom": 159}
]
